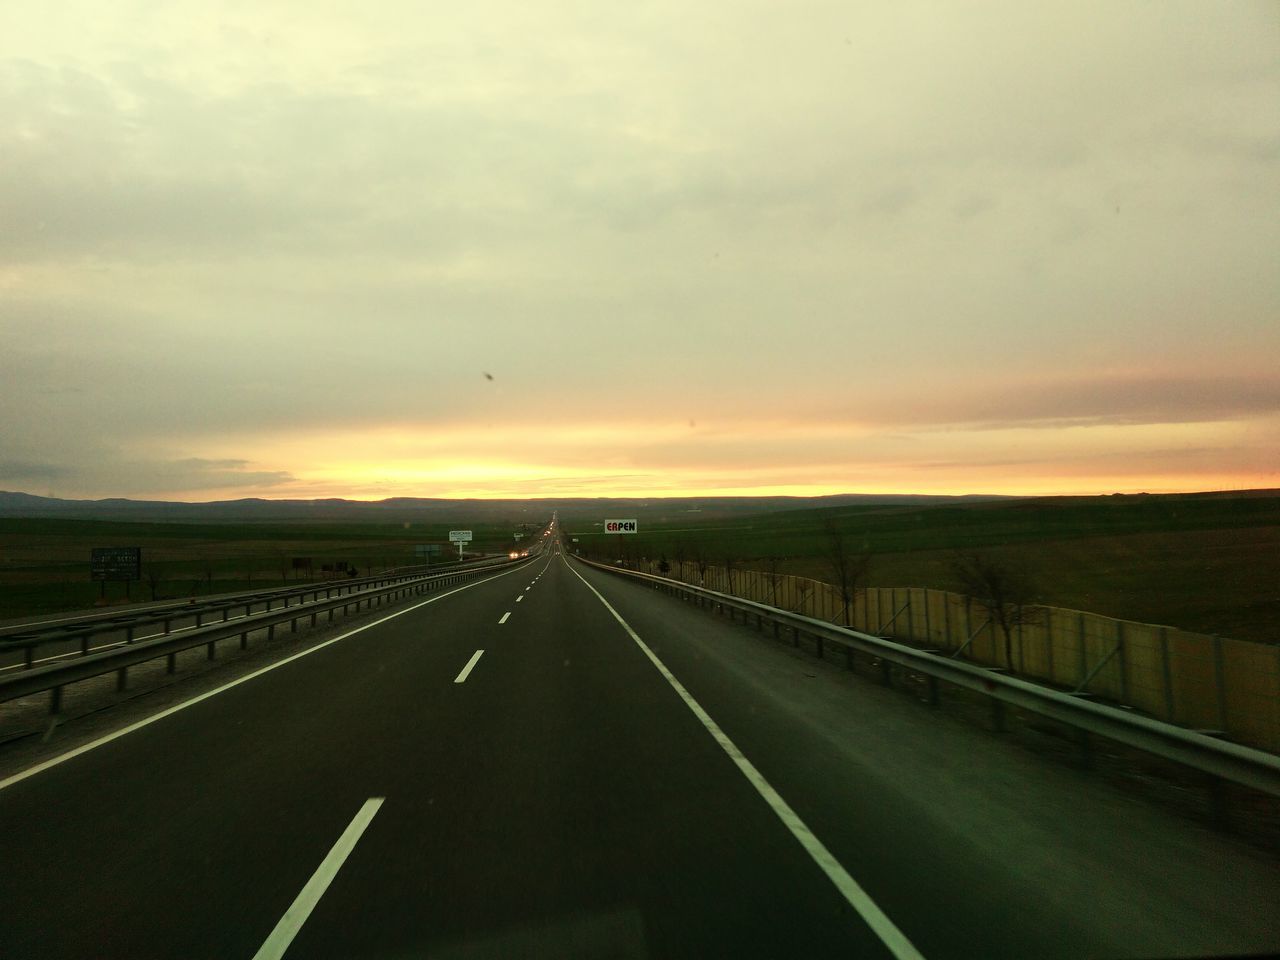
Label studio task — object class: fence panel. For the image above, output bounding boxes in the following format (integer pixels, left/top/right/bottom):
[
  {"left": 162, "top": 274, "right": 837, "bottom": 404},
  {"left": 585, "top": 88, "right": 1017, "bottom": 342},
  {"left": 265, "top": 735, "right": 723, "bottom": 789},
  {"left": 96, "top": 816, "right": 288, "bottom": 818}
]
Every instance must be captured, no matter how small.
[
  {"left": 658, "top": 563, "right": 1277, "bottom": 753},
  {"left": 1220, "top": 638, "right": 1280, "bottom": 753}
]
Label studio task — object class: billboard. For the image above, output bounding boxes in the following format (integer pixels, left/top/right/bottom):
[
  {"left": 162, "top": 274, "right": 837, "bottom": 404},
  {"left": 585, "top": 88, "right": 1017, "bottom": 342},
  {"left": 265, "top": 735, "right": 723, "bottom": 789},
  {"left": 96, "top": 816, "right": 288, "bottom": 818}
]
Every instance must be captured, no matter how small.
[
  {"left": 604, "top": 519, "right": 638, "bottom": 533},
  {"left": 91, "top": 547, "right": 141, "bottom": 581}
]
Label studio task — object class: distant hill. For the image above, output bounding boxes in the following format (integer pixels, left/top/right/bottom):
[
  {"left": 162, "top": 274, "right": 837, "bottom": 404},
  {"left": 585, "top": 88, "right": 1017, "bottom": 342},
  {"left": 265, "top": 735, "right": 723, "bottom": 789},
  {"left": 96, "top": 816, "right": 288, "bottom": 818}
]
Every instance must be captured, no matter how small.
[{"left": 0, "top": 491, "right": 1016, "bottom": 524}]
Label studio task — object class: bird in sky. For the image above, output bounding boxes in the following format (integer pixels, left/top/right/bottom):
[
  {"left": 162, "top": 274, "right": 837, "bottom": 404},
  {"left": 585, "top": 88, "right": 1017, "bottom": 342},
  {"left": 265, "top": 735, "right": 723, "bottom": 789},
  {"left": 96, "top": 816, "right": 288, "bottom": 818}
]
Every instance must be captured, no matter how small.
[{"left": 483, "top": 372, "right": 494, "bottom": 381}]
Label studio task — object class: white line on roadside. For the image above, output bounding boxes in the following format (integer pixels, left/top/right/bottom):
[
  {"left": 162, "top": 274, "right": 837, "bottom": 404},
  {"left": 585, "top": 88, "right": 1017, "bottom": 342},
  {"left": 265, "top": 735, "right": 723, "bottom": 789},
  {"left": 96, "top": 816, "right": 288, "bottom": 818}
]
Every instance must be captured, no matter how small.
[
  {"left": 499, "top": 612, "right": 511, "bottom": 624},
  {"left": 562, "top": 555, "right": 926, "bottom": 960},
  {"left": 454, "top": 649, "right": 484, "bottom": 683},
  {"left": 0, "top": 562, "right": 530, "bottom": 792},
  {"left": 252, "top": 797, "right": 384, "bottom": 960}
]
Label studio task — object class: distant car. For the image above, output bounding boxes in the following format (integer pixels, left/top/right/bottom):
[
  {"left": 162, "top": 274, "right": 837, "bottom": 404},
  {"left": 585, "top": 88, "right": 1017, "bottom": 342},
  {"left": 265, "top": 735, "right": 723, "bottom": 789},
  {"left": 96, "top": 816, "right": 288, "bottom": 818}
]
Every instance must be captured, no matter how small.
[{"left": 508, "top": 551, "right": 519, "bottom": 559}]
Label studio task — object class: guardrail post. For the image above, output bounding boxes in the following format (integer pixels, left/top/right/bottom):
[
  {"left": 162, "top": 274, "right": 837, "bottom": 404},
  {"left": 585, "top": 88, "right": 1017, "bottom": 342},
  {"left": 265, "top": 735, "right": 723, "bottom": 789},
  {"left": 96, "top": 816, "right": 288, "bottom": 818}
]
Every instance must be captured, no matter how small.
[
  {"left": 310, "top": 613, "right": 317, "bottom": 627},
  {"left": 196, "top": 611, "right": 203, "bottom": 627},
  {"left": 126, "top": 625, "right": 134, "bottom": 644},
  {"left": 80, "top": 635, "right": 90, "bottom": 656},
  {"left": 164, "top": 618, "right": 172, "bottom": 634},
  {"left": 268, "top": 625, "right": 275, "bottom": 642},
  {"left": 240, "top": 631, "right": 248, "bottom": 650},
  {"left": 24, "top": 646, "right": 34, "bottom": 669},
  {"left": 207, "top": 639, "right": 216, "bottom": 660},
  {"left": 222, "top": 609, "right": 229, "bottom": 623},
  {"left": 50, "top": 685, "right": 62, "bottom": 714},
  {"left": 166, "top": 653, "right": 176, "bottom": 673},
  {"left": 116, "top": 666, "right": 128, "bottom": 691},
  {"left": 290, "top": 618, "right": 297, "bottom": 633}
]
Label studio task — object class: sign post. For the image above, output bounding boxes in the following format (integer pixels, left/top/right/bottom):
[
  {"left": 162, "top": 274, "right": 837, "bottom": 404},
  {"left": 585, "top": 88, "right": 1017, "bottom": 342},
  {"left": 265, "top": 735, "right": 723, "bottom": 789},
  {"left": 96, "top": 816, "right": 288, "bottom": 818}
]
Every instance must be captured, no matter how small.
[
  {"left": 603, "top": 519, "right": 637, "bottom": 563},
  {"left": 448, "top": 530, "right": 472, "bottom": 560},
  {"left": 414, "top": 544, "right": 443, "bottom": 567},
  {"left": 91, "top": 547, "right": 142, "bottom": 601}
]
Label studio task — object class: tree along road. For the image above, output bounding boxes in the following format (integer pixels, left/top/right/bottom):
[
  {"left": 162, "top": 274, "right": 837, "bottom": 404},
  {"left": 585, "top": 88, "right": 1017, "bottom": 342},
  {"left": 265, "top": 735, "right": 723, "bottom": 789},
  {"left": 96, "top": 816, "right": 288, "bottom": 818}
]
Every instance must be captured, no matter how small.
[{"left": 0, "top": 546, "right": 1276, "bottom": 959}]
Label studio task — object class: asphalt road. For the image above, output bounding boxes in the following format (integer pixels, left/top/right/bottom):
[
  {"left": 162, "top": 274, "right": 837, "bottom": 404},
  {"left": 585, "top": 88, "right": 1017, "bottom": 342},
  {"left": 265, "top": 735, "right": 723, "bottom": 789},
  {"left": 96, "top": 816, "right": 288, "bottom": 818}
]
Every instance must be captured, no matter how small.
[{"left": 0, "top": 543, "right": 1276, "bottom": 959}]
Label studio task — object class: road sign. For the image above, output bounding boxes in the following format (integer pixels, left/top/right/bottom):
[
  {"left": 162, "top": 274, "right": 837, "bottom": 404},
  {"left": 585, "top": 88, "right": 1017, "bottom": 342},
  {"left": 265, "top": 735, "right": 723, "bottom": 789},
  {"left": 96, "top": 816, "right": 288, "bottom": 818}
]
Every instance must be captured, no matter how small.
[
  {"left": 514, "top": 533, "right": 523, "bottom": 540},
  {"left": 91, "top": 547, "right": 141, "bottom": 581},
  {"left": 604, "top": 519, "right": 638, "bottom": 534},
  {"left": 448, "top": 530, "right": 472, "bottom": 543}
]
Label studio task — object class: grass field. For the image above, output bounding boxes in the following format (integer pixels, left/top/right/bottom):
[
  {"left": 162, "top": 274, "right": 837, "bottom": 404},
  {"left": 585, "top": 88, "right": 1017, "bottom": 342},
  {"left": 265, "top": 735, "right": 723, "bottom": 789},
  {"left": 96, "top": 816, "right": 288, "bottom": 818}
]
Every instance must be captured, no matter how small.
[
  {"left": 0, "top": 516, "right": 550, "bottom": 620},
  {"left": 566, "top": 492, "right": 1280, "bottom": 644}
]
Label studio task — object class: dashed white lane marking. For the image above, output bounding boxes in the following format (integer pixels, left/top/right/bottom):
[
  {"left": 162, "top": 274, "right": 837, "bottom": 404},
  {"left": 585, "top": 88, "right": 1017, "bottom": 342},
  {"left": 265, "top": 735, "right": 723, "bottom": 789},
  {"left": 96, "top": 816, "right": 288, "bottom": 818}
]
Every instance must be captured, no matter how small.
[
  {"left": 454, "top": 649, "right": 484, "bottom": 683},
  {"left": 499, "top": 612, "right": 511, "bottom": 624},
  {"left": 0, "top": 563, "right": 530, "bottom": 792},
  {"left": 563, "top": 556, "right": 926, "bottom": 960},
  {"left": 252, "top": 797, "right": 385, "bottom": 960},
  {"left": 516, "top": 595, "right": 524, "bottom": 602}
]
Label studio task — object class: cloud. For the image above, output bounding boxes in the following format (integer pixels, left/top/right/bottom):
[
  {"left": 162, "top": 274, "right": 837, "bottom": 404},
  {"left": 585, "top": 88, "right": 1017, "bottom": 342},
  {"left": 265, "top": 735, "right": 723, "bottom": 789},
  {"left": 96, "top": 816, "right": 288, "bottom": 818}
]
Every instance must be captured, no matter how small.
[{"left": 0, "top": 2, "right": 1277, "bottom": 499}]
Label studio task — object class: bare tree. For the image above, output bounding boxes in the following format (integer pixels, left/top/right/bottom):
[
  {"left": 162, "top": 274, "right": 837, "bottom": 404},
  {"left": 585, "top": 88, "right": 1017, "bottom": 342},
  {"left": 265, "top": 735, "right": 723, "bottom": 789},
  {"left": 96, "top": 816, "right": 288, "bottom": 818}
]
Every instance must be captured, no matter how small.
[
  {"left": 950, "top": 552, "right": 1039, "bottom": 673},
  {"left": 724, "top": 553, "right": 738, "bottom": 595},
  {"left": 794, "top": 578, "right": 812, "bottom": 615},
  {"left": 764, "top": 555, "right": 783, "bottom": 606},
  {"left": 821, "top": 518, "right": 872, "bottom": 627},
  {"left": 691, "top": 544, "right": 709, "bottom": 586}
]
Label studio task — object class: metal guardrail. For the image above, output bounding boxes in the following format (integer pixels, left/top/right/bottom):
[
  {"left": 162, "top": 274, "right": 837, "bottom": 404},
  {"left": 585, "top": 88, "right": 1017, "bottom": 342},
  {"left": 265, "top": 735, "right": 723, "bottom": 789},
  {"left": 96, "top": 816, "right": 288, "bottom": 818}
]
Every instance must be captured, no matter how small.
[
  {"left": 0, "top": 555, "right": 509, "bottom": 666},
  {"left": 0, "top": 556, "right": 535, "bottom": 714},
  {"left": 577, "top": 557, "right": 1280, "bottom": 799}
]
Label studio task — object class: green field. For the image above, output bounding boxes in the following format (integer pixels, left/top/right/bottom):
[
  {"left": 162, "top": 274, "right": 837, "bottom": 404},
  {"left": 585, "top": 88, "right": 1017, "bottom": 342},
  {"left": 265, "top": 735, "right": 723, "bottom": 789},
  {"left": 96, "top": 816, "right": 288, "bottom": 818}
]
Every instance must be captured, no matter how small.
[
  {"left": 0, "top": 516, "right": 549, "bottom": 620},
  {"left": 566, "top": 492, "right": 1280, "bottom": 644}
]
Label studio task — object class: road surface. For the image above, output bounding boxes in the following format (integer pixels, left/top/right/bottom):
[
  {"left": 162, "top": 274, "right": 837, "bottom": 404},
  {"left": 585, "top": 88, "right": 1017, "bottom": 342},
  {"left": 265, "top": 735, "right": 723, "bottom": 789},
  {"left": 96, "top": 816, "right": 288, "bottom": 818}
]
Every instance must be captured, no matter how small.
[{"left": 0, "top": 545, "right": 1276, "bottom": 958}]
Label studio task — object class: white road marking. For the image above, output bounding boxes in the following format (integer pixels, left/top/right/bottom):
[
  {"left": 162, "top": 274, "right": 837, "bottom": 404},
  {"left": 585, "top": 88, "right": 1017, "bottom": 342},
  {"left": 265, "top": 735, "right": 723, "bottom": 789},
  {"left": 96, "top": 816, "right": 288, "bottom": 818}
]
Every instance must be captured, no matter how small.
[
  {"left": 0, "top": 563, "right": 530, "bottom": 792},
  {"left": 252, "top": 797, "right": 384, "bottom": 960},
  {"left": 454, "top": 649, "right": 484, "bottom": 683},
  {"left": 499, "top": 612, "right": 511, "bottom": 624},
  {"left": 562, "top": 556, "right": 926, "bottom": 960},
  {"left": 516, "top": 595, "right": 523, "bottom": 602}
]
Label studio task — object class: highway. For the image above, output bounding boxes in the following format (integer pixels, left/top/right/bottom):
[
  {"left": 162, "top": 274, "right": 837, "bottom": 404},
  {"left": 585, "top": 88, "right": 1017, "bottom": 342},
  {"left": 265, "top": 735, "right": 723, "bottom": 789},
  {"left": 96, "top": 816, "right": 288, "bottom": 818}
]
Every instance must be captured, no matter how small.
[{"left": 0, "top": 533, "right": 1277, "bottom": 959}]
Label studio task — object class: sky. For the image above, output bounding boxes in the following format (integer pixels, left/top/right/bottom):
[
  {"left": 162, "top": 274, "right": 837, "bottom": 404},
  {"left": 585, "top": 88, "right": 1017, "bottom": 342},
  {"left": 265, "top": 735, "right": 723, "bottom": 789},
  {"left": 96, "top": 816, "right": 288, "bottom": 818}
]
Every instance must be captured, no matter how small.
[{"left": 2, "top": 1, "right": 1277, "bottom": 501}]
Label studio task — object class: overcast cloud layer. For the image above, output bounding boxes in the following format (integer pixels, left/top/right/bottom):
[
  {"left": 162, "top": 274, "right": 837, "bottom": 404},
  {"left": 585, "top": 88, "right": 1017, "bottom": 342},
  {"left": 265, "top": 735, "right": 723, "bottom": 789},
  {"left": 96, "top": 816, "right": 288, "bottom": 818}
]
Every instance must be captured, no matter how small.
[{"left": 2, "top": 2, "right": 1277, "bottom": 499}]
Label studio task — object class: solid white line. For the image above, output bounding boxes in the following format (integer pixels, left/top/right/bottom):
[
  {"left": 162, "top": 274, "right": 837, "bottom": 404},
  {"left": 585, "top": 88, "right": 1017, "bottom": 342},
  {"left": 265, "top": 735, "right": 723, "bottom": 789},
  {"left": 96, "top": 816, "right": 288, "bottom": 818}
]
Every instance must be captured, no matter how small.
[
  {"left": 453, "top": 649, "right": 484, "bottom": 683},
  {"left": 252, "top": 797, "right": 384, "bottom": 960},
  {"left": 561, "top": 556, "right": 926, "bottom": 960},
  {"left": 498, "top": 612, "right": 511, "bottom": 624},
  {"left": 0, "top": 563, "right": 528, "bottom": 792}
]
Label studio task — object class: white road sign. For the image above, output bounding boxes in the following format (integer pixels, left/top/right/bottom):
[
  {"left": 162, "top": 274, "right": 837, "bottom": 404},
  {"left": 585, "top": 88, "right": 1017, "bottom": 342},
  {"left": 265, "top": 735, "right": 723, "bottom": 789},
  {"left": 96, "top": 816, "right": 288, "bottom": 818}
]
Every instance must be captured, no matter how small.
[
  {"left": 448, "top": 530, "right": 472, "bottom": 542},
  {"left": 604, "top": 519, "right": 638, "bottom": 533}
]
